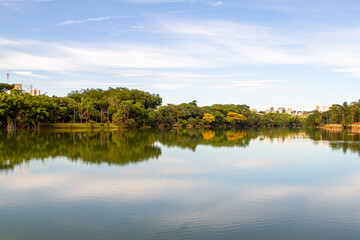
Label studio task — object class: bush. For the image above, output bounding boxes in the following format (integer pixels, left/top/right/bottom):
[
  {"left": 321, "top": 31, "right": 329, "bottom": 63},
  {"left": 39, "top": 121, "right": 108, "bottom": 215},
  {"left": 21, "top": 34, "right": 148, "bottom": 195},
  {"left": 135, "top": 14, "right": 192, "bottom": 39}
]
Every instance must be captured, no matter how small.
[
  {"left": 181, "top": 120, "right": 188, "bottom": 128},
  {"left": 188, "top": 117, "right": 197, "bottom": 126}
]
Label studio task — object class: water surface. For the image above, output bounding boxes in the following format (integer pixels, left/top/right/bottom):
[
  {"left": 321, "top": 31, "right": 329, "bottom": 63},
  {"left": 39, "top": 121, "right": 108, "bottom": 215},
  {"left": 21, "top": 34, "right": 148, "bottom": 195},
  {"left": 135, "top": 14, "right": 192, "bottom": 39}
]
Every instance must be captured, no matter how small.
[{"left": 1, "top": 128, "right": 360, "bottom": 240}]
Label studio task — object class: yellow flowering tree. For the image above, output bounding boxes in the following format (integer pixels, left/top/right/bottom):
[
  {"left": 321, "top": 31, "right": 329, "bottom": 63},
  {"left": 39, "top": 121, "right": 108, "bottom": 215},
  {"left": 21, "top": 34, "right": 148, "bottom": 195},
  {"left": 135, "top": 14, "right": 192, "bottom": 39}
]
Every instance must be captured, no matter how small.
[
  {"left": 202, "top": 113, "right": 215, "bottom": 124},
  {"left": 226, "top": 112, "right": 247, "bottom": 125}
]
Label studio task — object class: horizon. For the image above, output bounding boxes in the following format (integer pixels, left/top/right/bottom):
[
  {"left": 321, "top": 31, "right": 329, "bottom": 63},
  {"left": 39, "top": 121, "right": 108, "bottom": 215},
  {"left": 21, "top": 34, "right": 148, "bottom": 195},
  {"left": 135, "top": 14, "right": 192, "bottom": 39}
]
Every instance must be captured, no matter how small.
[{"left": 1, "top": 0, "right": 360, "bottom": 111}]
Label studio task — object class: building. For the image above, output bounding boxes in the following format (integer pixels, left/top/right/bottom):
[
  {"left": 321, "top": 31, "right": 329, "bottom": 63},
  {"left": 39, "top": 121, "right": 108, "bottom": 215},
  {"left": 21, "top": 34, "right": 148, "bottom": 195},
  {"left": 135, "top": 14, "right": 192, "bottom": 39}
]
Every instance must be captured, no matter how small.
[
  {"left": 287, "top": 108, "right": 292, "bottom": 114},
  {"left": 315, "top": 105, "right": 320, "bottom": 111},
  {"left": 13, "top": 84, "right": 22, "bottom": 91},
  {"left": 278, "top": 107, "right": 285, "bottom": 113},
  {"left": 269, "top": 107, "right": 274, "bottom": 113},
  {"left": 250, "top": 109, "right": 257, "bottom": 113},
  {"left": 321, "top": 106, "right": 329, "bottom": 112},
  {"left": 30, "top": 88, "right": 41, "bottom": 96},
  {"left": 5, "top": 83, "right": 41, "bottom": 96}
]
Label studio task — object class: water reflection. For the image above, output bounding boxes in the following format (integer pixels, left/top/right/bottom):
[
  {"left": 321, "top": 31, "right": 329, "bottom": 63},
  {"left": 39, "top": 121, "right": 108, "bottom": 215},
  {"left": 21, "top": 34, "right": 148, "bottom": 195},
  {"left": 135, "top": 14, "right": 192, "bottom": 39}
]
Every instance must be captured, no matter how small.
[
  {"left": 1, "top": 128, "right": 360, "bottom": 172},
  {"left": 0, "top": 130, "right": 161, "bottom": 171},
  {"left": 2, "top": 128, "right": 360, "bottom": 239}
]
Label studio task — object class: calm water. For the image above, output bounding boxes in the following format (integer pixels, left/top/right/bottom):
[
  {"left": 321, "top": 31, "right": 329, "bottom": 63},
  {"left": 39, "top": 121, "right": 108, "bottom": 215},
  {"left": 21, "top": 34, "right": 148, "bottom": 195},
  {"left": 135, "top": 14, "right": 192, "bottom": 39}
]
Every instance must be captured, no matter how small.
[{"left": 1, "top": 128, "right": 360, "bottom": 240}]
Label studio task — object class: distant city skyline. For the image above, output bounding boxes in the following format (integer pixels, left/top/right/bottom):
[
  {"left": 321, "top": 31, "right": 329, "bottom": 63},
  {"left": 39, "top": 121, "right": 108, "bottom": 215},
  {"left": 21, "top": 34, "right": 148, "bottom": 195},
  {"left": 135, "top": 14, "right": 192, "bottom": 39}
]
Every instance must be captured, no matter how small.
[
  {"left": 1, "top": 0, "right": 360, "bottom": 110},
  {"left": 258, "top": 105, "right": 330, "bottom": 114}
]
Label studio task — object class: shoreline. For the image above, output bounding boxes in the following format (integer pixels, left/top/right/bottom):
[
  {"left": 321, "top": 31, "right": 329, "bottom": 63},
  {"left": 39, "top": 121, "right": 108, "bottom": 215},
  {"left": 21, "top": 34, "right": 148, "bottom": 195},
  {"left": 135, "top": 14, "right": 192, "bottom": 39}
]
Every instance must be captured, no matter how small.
[{"left": 3, "top": 123, "right": 360, "bottom": 131}]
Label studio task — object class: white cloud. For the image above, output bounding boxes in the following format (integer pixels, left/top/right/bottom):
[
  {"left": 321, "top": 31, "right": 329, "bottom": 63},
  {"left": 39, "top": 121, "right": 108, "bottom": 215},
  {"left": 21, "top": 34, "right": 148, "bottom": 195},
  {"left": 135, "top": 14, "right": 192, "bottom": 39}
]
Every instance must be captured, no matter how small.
[
  {"left": 158, "top": 19, "right": 311, "bottom": 65},
  {"left": 213, "top": 80, "right": 287, "bottom": 90},
  {"left": 332, "top": 68, "right": 360, "bottom": 78},
  {"left": 159, "top": 19, "right": 360, "bottom": 77},
  {"left": 57, "top": 15, "right": 131, "bottom": 26},
  {"left": 0, "top": 37, "right": 21, "bottom": 46},
  {"left": 124, "top": 0, "right": 192, "bottom": 3},
  {"left": 0, "top": 0, "right": 50, "bottom": 9},
  {"left": 0, "top": 40, "right": 204, "bottom": 72},
  {"left": 204, "top": 1, "right": 223, "bottom": 7},
  {"left": 114, "top": 69, "right": 246, "bottom": 79},
  {"left": 0, "top": 51, "right": 72, "bottom": 71},
  {"left": 149, "top": 83, "right": 192, "bottom": 89},
  {"left": 13, "top": 71, "right": 50, "bottom": 79},
  {"left": 130, "top": 24, "right": 143, "bottom": 29},
  {"left": 2, "top": 18, "right": 360, "bottom": 94},
  {"left": 55, "top": 80, "right": 142, "bottom": 88}
]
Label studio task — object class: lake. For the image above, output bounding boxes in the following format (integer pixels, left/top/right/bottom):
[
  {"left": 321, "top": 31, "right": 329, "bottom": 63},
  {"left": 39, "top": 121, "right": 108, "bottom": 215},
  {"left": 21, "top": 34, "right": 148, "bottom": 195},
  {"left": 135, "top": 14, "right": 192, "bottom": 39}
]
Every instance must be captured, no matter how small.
[{"left": 1, "top": 128, "right": 360, "bottom": 240}]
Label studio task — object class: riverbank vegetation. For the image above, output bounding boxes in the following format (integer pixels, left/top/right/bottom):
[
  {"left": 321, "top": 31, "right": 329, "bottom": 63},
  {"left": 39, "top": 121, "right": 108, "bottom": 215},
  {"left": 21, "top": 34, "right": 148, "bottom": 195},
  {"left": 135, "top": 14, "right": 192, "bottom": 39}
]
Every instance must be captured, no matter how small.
[
  {"left": 0, "top": 87, "right": 304, "bottom": 129},
  {"left": 305, "top": 101, "right": 360, "bottom": 127}
]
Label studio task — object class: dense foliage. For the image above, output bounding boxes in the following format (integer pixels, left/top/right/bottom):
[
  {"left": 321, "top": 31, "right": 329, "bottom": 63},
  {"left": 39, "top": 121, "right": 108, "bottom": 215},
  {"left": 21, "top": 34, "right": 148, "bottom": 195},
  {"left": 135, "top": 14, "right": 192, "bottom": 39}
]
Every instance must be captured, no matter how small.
[
  {"left": 154, "top": 102, "right": 302, "bottom": 128},
  {"left": 305, "top": 101, "right": 360, "bottom": 127},
  {"left": 0, "top": 87, "right": 304, "bottom": 128},
  {"left": 0, "top": 88, "right": 162, "bottom": 128},
  {"left": 0, "top": 83, "right": 14, "bottom": 92}
]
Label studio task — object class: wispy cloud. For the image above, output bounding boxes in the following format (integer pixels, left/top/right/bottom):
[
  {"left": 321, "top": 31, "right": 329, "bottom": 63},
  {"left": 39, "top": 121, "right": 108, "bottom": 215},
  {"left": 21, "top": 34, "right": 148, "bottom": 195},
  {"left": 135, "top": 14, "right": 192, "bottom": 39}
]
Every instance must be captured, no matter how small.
[
  {"left": 0, "top": 0, "right": 50, "bottom": 11},
  {"left": 13, "top": 71, "right": 50, "bottom": 79},
  {"left": 55, "top": 80, "right": 142, "bottom": 88},
  {"left": 124, "top": 0, "right": 193, "bottom": 3},
  {"left": 130, "top": 24, "right": 143, "bottom": 30},
  {"left": 204, "top": 1, "right": 223, "bottom": 7},
  {"left": 212, "top": 80, "right": 287, "bottom": 90},
  {"left": 149, "top": 83, "right": 192, "bottom": 89},
  {"left": 0, "top": 37, "right": 21, "bottom": 46},
  {"left": 114, "top": 69, "right": 247, "bottom": 79},
  {"left": 3, "top": 18, "right": 360, "bottom": 95},
  {"left": 2, "top": 19, "right": 360, "bottom": 77},
  {"left": 57, "top": 15, "right": 131, "bottom": 26},
  {"left": 0, "top": 40, "right": 204, "bottom": 72},
  {"left": 332, "top": 68, "right": 360, "bottom": 78},
  {"left": 158, "top": 19, "right": 310, "bottom": 65}
]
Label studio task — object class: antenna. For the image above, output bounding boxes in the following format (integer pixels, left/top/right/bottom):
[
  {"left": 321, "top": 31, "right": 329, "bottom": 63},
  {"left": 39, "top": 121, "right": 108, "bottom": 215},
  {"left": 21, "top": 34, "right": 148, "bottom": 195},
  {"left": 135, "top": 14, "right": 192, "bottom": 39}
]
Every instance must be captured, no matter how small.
[
  {"left": 23, "top": 84, "right": 33, "bottom": 93},
  {"left": 6, "top": 73, "right": 9, "bottom": 84}
]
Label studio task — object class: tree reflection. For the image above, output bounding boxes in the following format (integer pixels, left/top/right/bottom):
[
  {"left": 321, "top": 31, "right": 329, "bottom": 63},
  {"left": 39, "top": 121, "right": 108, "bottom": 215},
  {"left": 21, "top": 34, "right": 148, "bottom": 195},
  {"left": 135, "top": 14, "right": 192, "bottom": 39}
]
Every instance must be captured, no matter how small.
[
  {"left": 1, "top": 128, "right": 360, "bottom": 172},
  {"left": 306, "top": 128, "right": 360, "bottom": 155},
  {"left": 156, "top": 129, "right": 253, "bottom": 150},
  {"left": 0, "top": 130, "right": 161, "bottom": 171}
]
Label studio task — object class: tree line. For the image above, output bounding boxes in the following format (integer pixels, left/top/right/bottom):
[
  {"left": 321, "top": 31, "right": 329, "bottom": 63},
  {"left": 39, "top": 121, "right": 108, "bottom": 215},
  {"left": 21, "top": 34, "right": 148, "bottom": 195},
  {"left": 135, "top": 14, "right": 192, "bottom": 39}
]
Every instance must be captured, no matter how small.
[
  {"left": 0, "top": 86, "right": 304, "bottom": 129},
  {"left": 305, "top": 101, "right": 360, "bottom": 127}
]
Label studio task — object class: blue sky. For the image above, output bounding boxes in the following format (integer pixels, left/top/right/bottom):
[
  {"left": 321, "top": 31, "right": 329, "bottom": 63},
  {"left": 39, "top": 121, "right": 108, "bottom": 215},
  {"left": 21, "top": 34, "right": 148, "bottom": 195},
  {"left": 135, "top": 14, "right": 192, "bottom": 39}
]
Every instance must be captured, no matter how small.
[{"left": 1, "top": 0, "right": 360, "bottom": 110}]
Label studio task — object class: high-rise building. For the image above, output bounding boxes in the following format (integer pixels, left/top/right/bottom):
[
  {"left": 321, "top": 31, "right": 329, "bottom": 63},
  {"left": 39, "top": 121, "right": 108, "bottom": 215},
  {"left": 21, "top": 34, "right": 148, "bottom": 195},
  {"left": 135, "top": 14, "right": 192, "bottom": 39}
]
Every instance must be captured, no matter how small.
[
  {"left": 30, "top": 89, "right": 41, "bottom": 96},
  {"left": 278, "top": 107, "right": 285, "bottom": 113},
  {"left": 270, "top": 107, "right": 274, "bottom": 113},
  {"left": 315, "top": 105, "right": 320, "bottom": 111},
  {"left": 322, "top": 106, "right": 329, "bottom": 112},
  {"left": 287, "top": 108, "right": 292, "bottom": 114}
]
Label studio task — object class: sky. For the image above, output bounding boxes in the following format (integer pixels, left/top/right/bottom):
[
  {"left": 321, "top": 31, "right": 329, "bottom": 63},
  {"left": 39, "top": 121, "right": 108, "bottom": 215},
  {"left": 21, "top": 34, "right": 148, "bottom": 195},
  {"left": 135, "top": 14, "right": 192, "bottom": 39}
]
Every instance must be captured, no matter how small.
[{"left": 1, "top": 0, "right": 360, "bottom": 110}]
